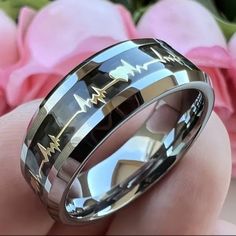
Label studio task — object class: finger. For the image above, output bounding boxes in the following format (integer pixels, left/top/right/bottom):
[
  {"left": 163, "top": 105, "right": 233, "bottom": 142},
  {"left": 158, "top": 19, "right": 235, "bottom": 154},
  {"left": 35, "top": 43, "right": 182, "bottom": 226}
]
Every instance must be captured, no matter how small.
[
  {"left": 107, "top": 112, "right": 232, "bottom": 235},
  {"left": 0, "top": 101, "right": 54, "bottom": 235},
  {"left": 212, "top": 220, "right": 236, "bottom": 235},
  {"left": 0, "top": 101, "right": 112, "bottom": 235},
  {"left": 48, "top": 218, "right": 111, "bottom": 235}
]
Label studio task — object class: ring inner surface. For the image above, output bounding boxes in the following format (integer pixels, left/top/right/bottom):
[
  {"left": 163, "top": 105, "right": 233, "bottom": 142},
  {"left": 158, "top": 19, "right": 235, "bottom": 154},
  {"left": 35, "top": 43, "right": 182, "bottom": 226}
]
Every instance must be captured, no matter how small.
[{"left": 65, "top": 89, "right": 204, "bottom": 219}]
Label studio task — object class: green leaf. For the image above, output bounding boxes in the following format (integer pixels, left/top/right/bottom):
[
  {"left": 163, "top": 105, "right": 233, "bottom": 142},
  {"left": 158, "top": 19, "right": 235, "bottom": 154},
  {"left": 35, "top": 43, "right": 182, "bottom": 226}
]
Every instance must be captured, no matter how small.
[
  {"left": 110, "top": 0, "right": 158, "bottom": 23},
  {"left": 133, "top": 5, "right": 150, "bottom": 24},
  {"left": 196, "top": 0, "right": 219, "bottom": 16},
  {"left": 216, "top": 18, "right": 236, "bottom": 40},
  {"left": 214, "top": 0, "right": 236, "bottom": 22},
  {"left": 110, "top": 0, "right": 133, "bottom": 12},
  {"left": 195, "top": 0, "right": 236, "bottom": 40},
  {"left": 0, "top": 0, "right": 50, "bottom": 21},
  {"left": 0, "top": 1, "right": 15, "bottom": 20}
]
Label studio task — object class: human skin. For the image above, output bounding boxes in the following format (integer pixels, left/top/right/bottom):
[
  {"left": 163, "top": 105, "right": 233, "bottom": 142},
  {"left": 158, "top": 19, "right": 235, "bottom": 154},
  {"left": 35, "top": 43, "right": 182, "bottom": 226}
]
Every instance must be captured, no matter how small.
[{"left": 0, "top": 101, "right": 236, "bottom": 235}]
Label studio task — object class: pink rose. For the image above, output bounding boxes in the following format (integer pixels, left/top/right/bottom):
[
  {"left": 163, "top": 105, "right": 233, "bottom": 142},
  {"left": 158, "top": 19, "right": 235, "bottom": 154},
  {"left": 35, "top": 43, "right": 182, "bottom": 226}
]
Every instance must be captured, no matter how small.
[
  {"left": 226, "top": 33, "right": 236, "bottom": 176},
  {"left": 5, "top": 0, "right": 137, "bottom": 110},
  {"left": 1, "top": 0, "right": 236, "bottom": 177},
  {"left": 137, "top": 0, "right": 236, "bottom": 177},
  {"left": 0, "top": 10, "right": 18, "bottom": 115}
]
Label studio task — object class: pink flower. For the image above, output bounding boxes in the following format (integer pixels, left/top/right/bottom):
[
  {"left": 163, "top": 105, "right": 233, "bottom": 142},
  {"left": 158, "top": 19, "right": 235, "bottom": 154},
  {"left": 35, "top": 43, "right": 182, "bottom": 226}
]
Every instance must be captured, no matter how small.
[
  {"left": 1, "top": 0, "right": 236, "bottom": 177},
  {"left": 137, "top": 0, "right": 236, "bottom": 176},
  {"left": 226, "top": 33, "right": 236, "bottom": 176},
  {"left": 5, "top": 0, "right": 137, "bottom": 110},
  {"left": 0, "top": 10, "right": 18, "bottom": 114}
]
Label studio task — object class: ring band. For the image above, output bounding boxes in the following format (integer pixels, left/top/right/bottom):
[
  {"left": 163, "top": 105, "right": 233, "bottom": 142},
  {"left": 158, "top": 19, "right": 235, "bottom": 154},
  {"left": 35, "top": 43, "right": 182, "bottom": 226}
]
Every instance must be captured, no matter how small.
[{"left": 21, "top": 38, "right": 214, "bottom": 224}]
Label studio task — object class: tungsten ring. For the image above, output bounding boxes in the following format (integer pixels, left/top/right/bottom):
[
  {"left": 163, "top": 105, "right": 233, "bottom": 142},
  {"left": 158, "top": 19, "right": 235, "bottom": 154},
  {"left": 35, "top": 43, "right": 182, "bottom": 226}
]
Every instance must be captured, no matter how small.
[{"left": 21, "top": 38, "right": 214, "bottom": 224}]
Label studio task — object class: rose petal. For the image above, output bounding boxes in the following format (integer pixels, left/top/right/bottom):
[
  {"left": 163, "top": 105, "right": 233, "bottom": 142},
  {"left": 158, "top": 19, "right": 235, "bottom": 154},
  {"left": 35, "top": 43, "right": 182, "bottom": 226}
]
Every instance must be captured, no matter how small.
[
  {"left": 116, "top": 4, "right": 138, "bottom": 39},
  {"left": 25, "top": 0, "right": 137, "bottom": 67},
  {"left": 137, "top": 0, "right": 226, "bottom": 54},
  {"left": 187, "top": 46, "right": 234, "bottom": 125},
  {"left": 17, "top": 7, "right": 36, "bottom": 57},
  {"left": 53, "top": 37, "right": 123, "bottom": 74},
  {"left": 186, "top": 46, "right": 231, "bottom": 68},
  {"left": 0, "top": 10, "right": 18, "bottom": 68},
  {"left": 140, "top": 0, "right": 236, "bottom": 172},
  {"left": 6, "top": 58, "right": 63, "bottom": 104},
  {"left": 199, "top": 67, "right": 233, "bottom": 120},
  {"left": 228, "top": 32, "right": 236, "bottom": 59},
  {"left": 7, "top": 70, "right": 61, "bottom": 105},
  {"left": 6, "top": 0, "right": 137, "bottom": 107},
  {"left": 0, "top": 78, "right": 9, "bottom": 116},
  {"left": 228, "top": 33, "right": 236, "bottom": 89}
]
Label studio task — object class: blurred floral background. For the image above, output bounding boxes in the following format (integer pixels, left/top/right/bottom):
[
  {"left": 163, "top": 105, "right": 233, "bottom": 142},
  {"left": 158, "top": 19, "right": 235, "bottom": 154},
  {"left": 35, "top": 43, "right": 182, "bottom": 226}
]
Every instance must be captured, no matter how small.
[{"left": 0, "top": 0, "right": 235, "bottom": 176}]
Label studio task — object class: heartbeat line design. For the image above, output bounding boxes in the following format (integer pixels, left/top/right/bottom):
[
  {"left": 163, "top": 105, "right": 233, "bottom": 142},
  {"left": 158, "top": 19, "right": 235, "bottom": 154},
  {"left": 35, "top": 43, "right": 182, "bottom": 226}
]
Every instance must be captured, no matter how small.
[
  {"left": 31, "top": 45, "right": 192, "bottom": 191},
  {"left": 108, "top": 47, "right": 192, "bottom": 81},
  {"left": 35, "top": 77, "right": 128, "bottom": 183}
]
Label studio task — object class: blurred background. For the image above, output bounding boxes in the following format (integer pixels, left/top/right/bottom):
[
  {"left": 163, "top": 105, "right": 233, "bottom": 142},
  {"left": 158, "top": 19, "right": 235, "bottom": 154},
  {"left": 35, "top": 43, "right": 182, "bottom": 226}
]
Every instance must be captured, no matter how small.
[{"left": 0, "top": 0, "right": 235, "bottom": 226}]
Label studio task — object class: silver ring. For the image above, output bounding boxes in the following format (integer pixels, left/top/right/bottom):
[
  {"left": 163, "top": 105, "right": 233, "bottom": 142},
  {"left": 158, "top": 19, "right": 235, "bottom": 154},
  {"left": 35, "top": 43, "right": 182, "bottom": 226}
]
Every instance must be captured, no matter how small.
[{"left": 20, "top": 38, "right": 214, "bottom": 224}]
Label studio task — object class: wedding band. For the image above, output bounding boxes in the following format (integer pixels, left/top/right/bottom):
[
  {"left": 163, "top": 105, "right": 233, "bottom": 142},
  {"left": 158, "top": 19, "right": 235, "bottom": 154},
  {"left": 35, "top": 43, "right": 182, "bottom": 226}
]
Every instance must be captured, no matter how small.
[{"left": 21, "top": 38, "right": 214, "bottom": 224}]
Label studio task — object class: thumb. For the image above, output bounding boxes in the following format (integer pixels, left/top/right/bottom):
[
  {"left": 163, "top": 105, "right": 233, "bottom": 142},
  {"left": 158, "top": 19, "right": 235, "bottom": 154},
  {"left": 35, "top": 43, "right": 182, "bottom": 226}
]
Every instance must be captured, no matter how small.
[{"left": 0, "top": 100, "right": 55, "bottom": 235}]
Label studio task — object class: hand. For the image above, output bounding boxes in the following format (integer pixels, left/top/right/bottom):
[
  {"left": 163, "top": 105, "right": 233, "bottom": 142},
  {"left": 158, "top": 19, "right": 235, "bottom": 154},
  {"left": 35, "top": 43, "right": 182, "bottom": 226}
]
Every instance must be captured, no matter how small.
[{"left": 0, "top": 101, "right": 235, "bottom": 235}]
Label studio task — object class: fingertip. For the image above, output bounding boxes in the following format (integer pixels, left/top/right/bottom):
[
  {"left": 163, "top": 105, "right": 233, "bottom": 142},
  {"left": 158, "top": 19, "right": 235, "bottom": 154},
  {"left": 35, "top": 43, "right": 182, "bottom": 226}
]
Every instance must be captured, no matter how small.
[{"left": 0, "top": 99, "right": 54, "bottom": 235}]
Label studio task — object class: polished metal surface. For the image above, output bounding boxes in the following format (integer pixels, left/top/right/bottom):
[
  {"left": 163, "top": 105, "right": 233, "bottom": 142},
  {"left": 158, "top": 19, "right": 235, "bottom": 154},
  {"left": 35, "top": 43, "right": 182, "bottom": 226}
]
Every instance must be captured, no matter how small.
[{"left": 20, "top": 38, "right": 214, "bottom": 224}]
